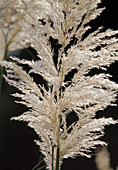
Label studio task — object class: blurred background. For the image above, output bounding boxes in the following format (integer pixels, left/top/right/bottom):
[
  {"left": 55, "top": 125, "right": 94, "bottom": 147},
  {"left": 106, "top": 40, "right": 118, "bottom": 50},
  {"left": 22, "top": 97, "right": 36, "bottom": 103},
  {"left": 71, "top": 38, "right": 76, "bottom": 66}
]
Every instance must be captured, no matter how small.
[{"left": 0, "top": 0, "right": 118, "bottom": 170}]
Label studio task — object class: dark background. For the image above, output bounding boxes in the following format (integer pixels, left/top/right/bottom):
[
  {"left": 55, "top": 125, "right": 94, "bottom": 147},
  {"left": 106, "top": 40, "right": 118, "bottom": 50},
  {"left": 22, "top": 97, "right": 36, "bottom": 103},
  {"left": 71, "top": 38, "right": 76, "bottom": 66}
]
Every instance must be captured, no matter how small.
[{"left": 0, "top": 0, "right": 118, "bottom": 170}]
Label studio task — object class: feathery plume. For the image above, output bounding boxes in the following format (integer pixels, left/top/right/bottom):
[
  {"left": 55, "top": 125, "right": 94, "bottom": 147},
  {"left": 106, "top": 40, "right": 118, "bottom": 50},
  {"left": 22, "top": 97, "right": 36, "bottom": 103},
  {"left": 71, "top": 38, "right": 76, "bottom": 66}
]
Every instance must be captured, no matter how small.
[
  {"left": 1, "top": 0, "right": 118, "bottom": 169},
  {"left": 95, "top": 147, "right": 113, "bottom": 170}
]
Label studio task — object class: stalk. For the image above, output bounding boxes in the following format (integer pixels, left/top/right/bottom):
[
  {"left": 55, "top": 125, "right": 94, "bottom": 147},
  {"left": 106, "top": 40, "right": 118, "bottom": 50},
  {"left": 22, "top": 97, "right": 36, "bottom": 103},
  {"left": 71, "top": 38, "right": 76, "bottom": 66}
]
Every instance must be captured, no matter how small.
[
  {"left": 52, "top": 144, "right": 56, "bottom": 170},
  {"left": 0, "top": 45, "right": 8, "bottom": 95},
  {"left": 55, "top": 5, "right": 67, "bottom": 169},
  {"left": 55, "top": 114, "right": 61, "bottom": 170},
  {"left": 0, "top": 14, "right": 21, "bottom": 95},
  {"left": 55, "top": 146, "right": 60, "bottom": 170}
]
